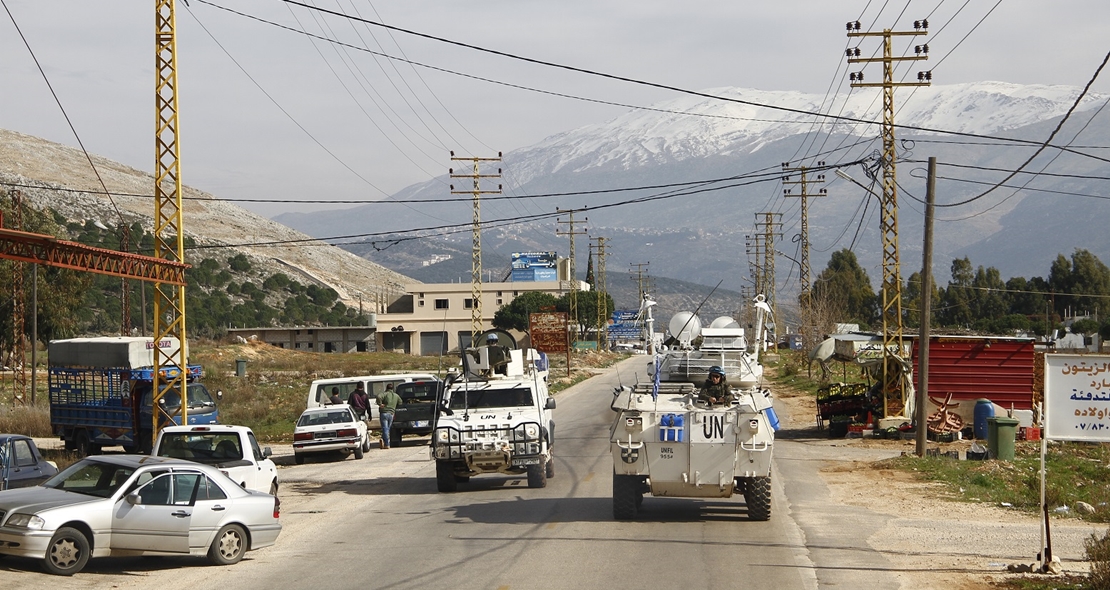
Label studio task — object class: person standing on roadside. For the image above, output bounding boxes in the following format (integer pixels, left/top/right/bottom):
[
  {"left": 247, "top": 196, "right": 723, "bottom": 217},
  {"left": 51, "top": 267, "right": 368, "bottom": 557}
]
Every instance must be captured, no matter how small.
[
  {"left": 348, "top": 382, "right": 370, "bottom": 422},
  {"left": 378, "top": 384, "right": 402, "bottom": 449}
]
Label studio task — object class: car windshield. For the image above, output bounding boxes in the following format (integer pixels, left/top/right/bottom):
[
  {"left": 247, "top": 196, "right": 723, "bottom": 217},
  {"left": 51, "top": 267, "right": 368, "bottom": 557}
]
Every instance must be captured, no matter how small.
[
  {"left": 157, "top": 432, "right": 243, "bottom": 463},
  {"left": 449, "top": 387, "right": 533, "bottom": 410},
  {"left": 298, "top": 410, "right": 354, "bottom": 427},
  {"left": 42, "top": 460, "right": 136, "bottom": 498},
  {"left": 396, "top": 382, "right": 438, "bottom": 402},
  {"left": 141, "top": 383, "right": 216, "bottom": 409}
]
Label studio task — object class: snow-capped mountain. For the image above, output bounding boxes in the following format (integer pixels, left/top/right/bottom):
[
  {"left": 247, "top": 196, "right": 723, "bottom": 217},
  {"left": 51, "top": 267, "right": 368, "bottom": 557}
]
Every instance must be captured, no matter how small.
[
  {"left": 277, "top": 81, "right": 1110, "bottom": 294},
  {"left": 508, "top": 82, "right": 1105, "bottom": 182}
]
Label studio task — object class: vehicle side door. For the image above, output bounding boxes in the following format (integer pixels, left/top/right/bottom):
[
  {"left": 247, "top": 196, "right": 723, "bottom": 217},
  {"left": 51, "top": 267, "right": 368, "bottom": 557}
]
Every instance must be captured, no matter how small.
[
  {"left": 111, "top": 471, "right": 191, "bottom": 553},
  {"left": 176, "top": 471, "right": 234, "bottom": 551},
  {"left": 247, "top": 431, "right": 277, "bottom": 492},
  {"left": 8, "top": 439, "right": 47, "bottom": 487}
]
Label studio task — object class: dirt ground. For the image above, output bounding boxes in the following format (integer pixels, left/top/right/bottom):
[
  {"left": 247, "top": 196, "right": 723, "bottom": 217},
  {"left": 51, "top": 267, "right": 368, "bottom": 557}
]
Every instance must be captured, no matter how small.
[{"left": 772, "top": 379, "right": 1103, "bottom": 589}]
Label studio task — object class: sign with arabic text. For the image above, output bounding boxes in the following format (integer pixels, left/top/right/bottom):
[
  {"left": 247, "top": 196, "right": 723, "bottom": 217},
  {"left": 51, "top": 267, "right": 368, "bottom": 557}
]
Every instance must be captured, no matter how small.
[
  {"left": 529, "top": 312, "right": 568, "bottom": 353},
  {"left": 1044, "top": 354, "right": 1110, "bottom": 442}
]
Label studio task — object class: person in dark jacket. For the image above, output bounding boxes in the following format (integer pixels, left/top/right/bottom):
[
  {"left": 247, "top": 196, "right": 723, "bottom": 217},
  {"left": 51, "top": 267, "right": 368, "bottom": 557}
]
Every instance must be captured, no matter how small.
[
  {"left": 348, "top": 382, "right": 371, "bottom": 422},
  {"left": 699, "top": 365, "right": 730, "bottom": 405}
]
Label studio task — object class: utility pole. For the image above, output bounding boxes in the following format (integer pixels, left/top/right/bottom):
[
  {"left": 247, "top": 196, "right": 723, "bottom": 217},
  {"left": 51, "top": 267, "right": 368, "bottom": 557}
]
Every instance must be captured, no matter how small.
[
  {"left": 783, "top": 162, "right": 827, "bottom": 349},
  {"left": 846, "top": 18, "right": 931, "bottom": 418},
  {"left": 591, "top": 236, "right": 608, "bottom": 349},
  {"left": 754, "top": 212, "right": 782, "bottom": 341},
  {"left": 629, "top": 262, "right": 650, "bottom": 298},
  {"left": 745, "top": 234, "right": 765, "bottom": 295},
  {"left": 450, "top": 152, "right": 502, "bottom": 347},
  {"left": 9, "top": 190, "right": 26, "bottom": 405},
  {"left": 916, "top": 157, "right": 937, "bottom": 456},
  {"left": 556, "top": 209, "right": 587, "bottom": 343}
]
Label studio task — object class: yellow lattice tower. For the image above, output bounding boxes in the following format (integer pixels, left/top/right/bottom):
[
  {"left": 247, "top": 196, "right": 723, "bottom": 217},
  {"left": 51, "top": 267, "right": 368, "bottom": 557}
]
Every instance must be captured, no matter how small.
[
  {"left": 152, "top": 0, "right": 190, "bottom": 445},
  {"left": 450, "top": 152, "right": 501, "bottom": 346},
  {"left": 846, "top": 18, "right": 931, "bottom": 417}
]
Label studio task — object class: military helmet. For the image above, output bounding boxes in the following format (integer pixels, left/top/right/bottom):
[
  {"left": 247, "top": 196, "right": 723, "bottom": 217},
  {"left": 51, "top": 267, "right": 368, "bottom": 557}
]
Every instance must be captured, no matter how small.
[{"left": 708, "top": 365, "right": 725, "bottom": 377}]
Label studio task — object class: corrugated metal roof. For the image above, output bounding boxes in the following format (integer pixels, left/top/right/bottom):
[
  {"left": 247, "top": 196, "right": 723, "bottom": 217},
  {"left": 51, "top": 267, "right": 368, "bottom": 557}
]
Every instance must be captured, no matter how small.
[{"left": 913, "top": 337, "right": 1036, "bottom": 410}]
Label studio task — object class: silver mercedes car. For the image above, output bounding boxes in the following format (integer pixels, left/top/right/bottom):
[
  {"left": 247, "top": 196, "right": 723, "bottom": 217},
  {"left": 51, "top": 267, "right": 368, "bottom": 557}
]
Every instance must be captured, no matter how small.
[{"left": 0, "top": 454, "right": 281, "bottom": 575}]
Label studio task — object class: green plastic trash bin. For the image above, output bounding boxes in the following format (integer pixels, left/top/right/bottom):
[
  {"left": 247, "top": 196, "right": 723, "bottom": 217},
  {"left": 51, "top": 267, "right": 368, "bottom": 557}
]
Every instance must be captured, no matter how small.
[
  {"left": 236, "top": 359, "right": 247, "bottom": 377},
  {"left": 986, "top": 416, "right": 1020, "bottom": 460}
]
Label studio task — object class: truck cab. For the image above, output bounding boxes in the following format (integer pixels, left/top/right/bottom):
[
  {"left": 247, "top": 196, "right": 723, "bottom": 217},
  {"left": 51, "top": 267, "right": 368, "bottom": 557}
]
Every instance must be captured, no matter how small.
[{"left": 153, "top": 424, "right": 278, "bottom": 495}]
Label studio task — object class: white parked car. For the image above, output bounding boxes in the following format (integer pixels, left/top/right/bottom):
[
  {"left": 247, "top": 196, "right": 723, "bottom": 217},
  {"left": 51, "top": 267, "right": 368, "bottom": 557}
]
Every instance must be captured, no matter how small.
[
  {"left": 305, "top": 373, "right": 437, "bottom": 429},
  {"left": 0, "top": 455, "right": 281, "bottom": 575},
  {"left": 293, "top": 406, "right": 369, "bottom": 464},
  {"left": 153, "top": 425, "right": 279, "bottom": 496}
]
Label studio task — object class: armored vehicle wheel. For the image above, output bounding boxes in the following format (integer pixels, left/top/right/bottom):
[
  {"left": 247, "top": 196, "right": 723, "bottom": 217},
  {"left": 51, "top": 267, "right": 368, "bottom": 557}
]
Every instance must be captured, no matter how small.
[
  {"left": 526, "top": 459, "right": 547, "bottom": 488},
  {"left": 744, "top": 476, "right": 772, "bottom": 521},
  {"left": 612, "top": 473, "right": 639, "bottom": 520},
  {"left": 545, "top": 455, "right": 555, "bottom": 479},
  {"left": 733, "top": 477, "right": 747, "bottom": 496},
  {"left": 436, "top": 460, "right": 458, "bottom": 493}
]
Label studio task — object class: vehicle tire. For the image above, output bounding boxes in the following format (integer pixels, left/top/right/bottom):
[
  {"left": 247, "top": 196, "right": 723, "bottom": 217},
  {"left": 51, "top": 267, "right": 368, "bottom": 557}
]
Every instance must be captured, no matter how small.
[
  {"left": 453, "top": 474, "right": 470, "bottom": 483},
  {"left": 527, "top": 460, "right": 547, "bottom": 488},
  {"left": 435, "top": 460, "right": 457, "bottom": 493},
  {"left": 361, "top": 436, "right": 370, "bottom": 453},
  {"left": 733, "top": 477, "right": 747, "bottom": 496},
  {"left": 612, "top": 473, "right": 639, "bottom": 520},
  {"left": 294, "top": 453, "right": 305, "bottom": 465},
  {"left": 208, "top": 524, "right": 248, "bottom": 566},
  {"left": 74, "top": 431, "right": 93, "bottom": 458},
  {"left": 389, "top": 428, "right": 402, "bottom": 448},
  {"left": 744, "top": 476, "right": 772, "bottom": 521},
  {"left": 545, "top": 455, "right": 555, "bottom": 479},
  {"left": 136, "top": 432, "right": 153, "bottom": 455},
  {"left": 43, "top": 527, "right": 90, "bottom": 576},
  {"left": 269, "top": 481, "right": 279, "bottom": 497},
  {"left": 354, "top": 443, "right": 364, "bottom": 460}
]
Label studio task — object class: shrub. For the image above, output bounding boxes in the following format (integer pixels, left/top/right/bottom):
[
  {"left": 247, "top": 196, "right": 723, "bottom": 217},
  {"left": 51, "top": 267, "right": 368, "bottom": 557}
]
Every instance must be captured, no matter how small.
[
  {"left": 0, "top": 405, "right": 52, "bottom": 437},
  {"left": 1087, "top": 527, "right": 1110, "bottom": 590}
]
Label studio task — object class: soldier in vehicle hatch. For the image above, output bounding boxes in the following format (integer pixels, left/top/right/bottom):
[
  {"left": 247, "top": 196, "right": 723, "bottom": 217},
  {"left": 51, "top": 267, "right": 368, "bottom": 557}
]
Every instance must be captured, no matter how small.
[
  {"left": 699, "top": 365, "right": 730, "bottom": 405},
  {"left": 468, "top": 333, "right": 510, "bottom": 376}
]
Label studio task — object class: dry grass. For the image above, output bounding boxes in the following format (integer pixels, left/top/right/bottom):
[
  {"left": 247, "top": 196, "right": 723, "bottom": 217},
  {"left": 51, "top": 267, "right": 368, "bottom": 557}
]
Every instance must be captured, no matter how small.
[{"left": 0, "top": 404, "right": 52, "bottom": 437}]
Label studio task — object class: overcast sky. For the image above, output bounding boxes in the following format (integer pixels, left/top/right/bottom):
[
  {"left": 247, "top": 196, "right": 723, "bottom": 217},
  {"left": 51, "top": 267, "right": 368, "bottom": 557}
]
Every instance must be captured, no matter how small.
[{"left": 2, "top": 0, "right": 1108, "bottom": 218}]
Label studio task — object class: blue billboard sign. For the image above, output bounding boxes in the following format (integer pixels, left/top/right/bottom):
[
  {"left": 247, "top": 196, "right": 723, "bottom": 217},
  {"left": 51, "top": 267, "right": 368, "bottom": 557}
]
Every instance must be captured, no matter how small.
[
  {"left": 609, "top": 309, "right": 642, "bottom": 340},
  {"left": 511, "top": 252, "right": 558, "bottom": 282}
]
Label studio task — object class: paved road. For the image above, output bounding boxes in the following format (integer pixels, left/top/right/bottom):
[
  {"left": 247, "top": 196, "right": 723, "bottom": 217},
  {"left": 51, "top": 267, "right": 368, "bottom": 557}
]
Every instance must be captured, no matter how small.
[{"left": 5, "top": 357, "right": 909, "bottom": 589}]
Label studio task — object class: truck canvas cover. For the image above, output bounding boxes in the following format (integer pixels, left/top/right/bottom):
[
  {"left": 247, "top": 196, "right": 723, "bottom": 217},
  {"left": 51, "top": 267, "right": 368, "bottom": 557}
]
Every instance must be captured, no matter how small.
[{"left": 49, "top": 337, "right": 184, "bottom": 369}]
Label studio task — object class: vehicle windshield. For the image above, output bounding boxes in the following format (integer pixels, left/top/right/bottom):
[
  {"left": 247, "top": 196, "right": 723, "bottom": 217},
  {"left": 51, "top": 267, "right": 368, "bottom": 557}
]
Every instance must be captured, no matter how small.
[
  {"left": 42, "top": 460, "right": 136, "bottom": 498},
  {"left": 298, "top": 410, "right": 354, "bottom": 427},
  {"left": 396, "top": 382, "right": 439, "bottom": 402},
  {"left": 141, "top": 383, "right": 216, "bottom": 409},
  {"left": 449, "top": 387, "right": 533, "bottom": 410},
  {"left": 157, "top": 432, "right": 243, "bottom": 463}
]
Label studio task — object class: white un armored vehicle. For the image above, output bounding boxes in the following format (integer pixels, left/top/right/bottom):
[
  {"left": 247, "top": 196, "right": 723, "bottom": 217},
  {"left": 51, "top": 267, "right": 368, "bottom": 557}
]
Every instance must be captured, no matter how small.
[
  {"left": 609, "top": 295, "right": 778, "bottom": 520},
  {"left": 430, "top": 331, "right": 555, "bottom": 492}
]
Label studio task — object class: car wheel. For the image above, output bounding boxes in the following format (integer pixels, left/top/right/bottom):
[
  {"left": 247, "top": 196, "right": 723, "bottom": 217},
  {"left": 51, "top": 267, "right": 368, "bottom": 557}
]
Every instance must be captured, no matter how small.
[
  {"left": 389, "top": 428, "right": 402, "bottom": 448},
  {"left": 354, "top": 442, "right": 365, "bottom": 460},
  {"left": 361, "top": 436, "right": 370, "bottom": 453},
  {"left": 208, "top": 524, "right": 248, "bottom": 566},
  {"left": 526, "top": 460, "right": 547, "bottom": 488},
  {"left": 545, "top": 455, "right": 555, "bottom": 479},
  {"left": 294, "top": 453, "right": 305, "bottom": 465},
  {"left": 42, "top": 527, "right": 90, "bottom": 576},
  {"left": 435, "top": 460, "right": 457, "bottom": 493}
]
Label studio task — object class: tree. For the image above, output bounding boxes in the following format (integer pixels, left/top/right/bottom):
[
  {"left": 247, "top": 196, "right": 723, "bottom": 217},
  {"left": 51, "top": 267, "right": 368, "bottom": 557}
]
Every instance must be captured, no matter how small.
[
  {"left": 811, "top": 249, "right": 876, "bottom": 326},
  {"left": 939, "top": 257, "right": 974, "bottom": 327},
  {"left": 557, "top": 289, "right": 615, "bottom": 340},
  {"left": 584, "top": 253, "right": 595, "bottom": 287},
  {"left": 492, "top": 291, "right": 559, "bottom": 333}
]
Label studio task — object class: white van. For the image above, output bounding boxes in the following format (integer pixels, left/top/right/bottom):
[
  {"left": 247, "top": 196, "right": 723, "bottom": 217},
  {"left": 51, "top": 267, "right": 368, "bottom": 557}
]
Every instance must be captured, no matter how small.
[{"left": 306, "top": 374, "right": 437, "bottom": 429}]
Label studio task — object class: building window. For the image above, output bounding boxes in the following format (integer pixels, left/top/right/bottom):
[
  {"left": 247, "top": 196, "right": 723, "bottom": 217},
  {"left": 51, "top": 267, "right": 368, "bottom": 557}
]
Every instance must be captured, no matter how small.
[
  {"left": 513, "top": 291, "right": 519, "bottom": 296},
  {"left": 496, "top": 298, "right": 503, "bottom": 305},
  {"left": 464, "top": 298, "right": 474, "bottom": 309},
  {"left": 435, "top": 299, "right": 449, "bottom": 310},
  {"left": 497, "top": 291, "right": 503, "bottom": 296},
  {"left": 418, "top": 300, "right": 425, "bottom": 307}
]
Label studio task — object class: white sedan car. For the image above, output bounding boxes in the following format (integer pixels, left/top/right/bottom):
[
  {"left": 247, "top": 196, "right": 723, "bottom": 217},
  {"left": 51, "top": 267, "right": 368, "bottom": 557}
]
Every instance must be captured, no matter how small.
[
  {"left": 293, "top": 405, "right": 369, "bottom": 464},
  {"left": 0, "top": 455, "right": 281, "bottom": 575}
]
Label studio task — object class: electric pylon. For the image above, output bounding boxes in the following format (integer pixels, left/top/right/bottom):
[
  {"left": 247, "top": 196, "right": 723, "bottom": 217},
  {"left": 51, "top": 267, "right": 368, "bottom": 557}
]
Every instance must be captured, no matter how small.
[
  {"left": 591, "top": 236, "right": 607, "bottom": 348},
  {"left": 450, "top": 152, "right": 502, "bottom": 346},
  {"left": 783, "top": 162, "right": 827, "bottom": 348},
  {"left": 754, "top": 212, "right": 782, "bottom": 339},
  {"left": 845, "top": 18, "right": 931, "bottom": 418},
  {"left": 556, "top": 209, "right": 587, "bottom": 342}
]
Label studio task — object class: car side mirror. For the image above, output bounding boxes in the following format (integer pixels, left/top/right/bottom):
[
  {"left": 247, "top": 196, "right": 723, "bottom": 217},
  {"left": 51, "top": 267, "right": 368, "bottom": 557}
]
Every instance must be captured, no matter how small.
[
  {"left": 126, "top": 492, "right": 142, "bottom": 506},
  {"left": 263, "top": 447, "right": 272, "bottom": 458},
  {"left": 545, "top": 398, "right": 556, "bottom": 410}
]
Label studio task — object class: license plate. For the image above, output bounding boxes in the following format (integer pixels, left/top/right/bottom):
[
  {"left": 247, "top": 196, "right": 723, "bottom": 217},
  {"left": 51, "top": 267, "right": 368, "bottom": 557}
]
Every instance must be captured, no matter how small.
[
  {"left": 512, "top": 457, "right": 541, "bottom": 466},
  {"left": 412, "top": 420, "right": 429, "bottom": 428}
]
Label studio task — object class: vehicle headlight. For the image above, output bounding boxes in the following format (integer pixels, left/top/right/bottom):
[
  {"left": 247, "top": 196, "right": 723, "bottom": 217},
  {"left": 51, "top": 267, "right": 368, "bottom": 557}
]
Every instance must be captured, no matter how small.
[
  {"left": 6, "top": 513, "right": 45, "bottom": 530},
  {"left": 524, "top": 425, "right": 539, "bottom": 438},
  {"left": 436, "top": 429, "right": 450, "bottom": 442}
]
